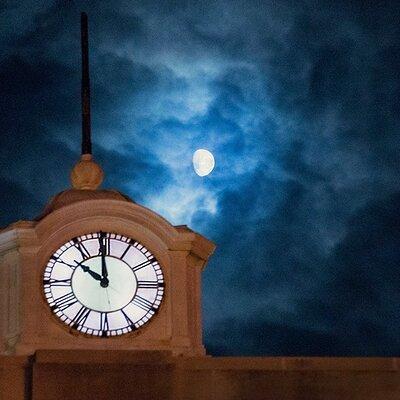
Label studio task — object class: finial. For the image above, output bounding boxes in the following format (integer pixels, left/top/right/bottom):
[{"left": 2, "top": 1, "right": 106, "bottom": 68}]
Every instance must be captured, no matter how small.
[{"left": 71, "top": 12, "right": 103, "bottom": 190}]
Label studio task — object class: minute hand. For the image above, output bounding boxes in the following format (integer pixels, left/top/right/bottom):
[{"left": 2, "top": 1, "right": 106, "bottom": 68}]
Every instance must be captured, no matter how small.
[{"left": 100, "top": 240, "right": 108, "bottom": 278}]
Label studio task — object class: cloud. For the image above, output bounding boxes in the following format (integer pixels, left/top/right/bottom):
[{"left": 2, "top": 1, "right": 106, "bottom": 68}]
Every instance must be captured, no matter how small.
[
  {"left": 0, "top": 0, "right": 399, "bottom": 355},
  {"left": 0, "top": 177, "right": 42, "bottom": 228}
]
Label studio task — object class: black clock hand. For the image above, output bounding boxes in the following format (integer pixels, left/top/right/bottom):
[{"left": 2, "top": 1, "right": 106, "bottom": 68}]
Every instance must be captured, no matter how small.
[
  {"left": 98, "top": 234, "right": 109, "bottom": 288},
  {"left": 99, "top": 234, "right": 108, "bottom": 279},
  {"left": 75, "top": 260, "right": 102, "bottom": 281},
  {"left": 101, "top": 248, "right": 108, "bottom": 278}
]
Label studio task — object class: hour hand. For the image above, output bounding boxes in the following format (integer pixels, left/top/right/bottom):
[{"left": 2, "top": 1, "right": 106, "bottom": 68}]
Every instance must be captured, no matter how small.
[{"left": 75, "top": 260, "right": 102, "bottom": 281}]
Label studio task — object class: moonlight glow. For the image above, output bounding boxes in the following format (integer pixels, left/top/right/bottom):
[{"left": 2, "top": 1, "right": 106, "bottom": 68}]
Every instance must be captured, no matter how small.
[{"left": 192, "top": 149, "right": 215, "bottom": 176}]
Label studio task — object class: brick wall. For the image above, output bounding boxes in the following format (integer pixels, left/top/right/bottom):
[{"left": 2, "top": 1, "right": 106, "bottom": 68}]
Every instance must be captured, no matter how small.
[{"left": 1, "top": 351, "right": 399, "bottom": 400}]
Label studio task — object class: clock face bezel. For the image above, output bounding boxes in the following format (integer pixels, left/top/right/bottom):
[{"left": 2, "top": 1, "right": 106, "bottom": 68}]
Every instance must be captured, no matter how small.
[{"left": 42, "top": 231, "right": 165, "bottom": 338}]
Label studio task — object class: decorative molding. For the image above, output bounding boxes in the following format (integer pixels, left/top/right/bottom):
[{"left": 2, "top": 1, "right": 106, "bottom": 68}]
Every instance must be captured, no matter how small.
[
  {"left": 0, "top": 250, "right": 21, "bottom": 355},
  {"left": 0, "top": 223, "right": 38, "bottom": 255}
]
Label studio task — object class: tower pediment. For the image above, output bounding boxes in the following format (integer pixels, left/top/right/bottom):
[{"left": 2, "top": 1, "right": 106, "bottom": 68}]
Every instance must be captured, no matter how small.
[
  {"left": 37, "top": 188, "right": 134, "bottom": 220},
  {"left": 35, "top": 195, "right": 214, "bottom": 256}
]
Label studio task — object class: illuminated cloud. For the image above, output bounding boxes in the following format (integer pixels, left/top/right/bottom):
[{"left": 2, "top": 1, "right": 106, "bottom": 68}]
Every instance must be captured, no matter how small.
[{"left": 1, "top": 0, "right": 399, "bottom": 355}]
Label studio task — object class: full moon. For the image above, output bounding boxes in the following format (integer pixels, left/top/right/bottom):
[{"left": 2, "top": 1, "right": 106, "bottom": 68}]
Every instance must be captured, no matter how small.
[{"left": 192, "top": 149, "right": 215, "bottom": 177}]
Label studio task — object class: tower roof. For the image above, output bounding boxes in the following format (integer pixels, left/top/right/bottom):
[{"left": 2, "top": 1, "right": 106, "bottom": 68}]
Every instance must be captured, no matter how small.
[{"left": 36, "top": 188, "right": 134, "bottom": 220}]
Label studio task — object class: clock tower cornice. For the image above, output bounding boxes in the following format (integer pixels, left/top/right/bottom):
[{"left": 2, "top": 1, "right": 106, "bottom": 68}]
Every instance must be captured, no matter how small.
[
  {"left": 33, "top": 198, "right": 215, "bottom": 263},
  {"left": 0, "top": 221, "right": 38, "bottom": 255}
]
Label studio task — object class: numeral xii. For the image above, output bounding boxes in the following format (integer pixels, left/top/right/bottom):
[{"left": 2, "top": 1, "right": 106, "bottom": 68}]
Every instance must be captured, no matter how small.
[{"left": 98, "top": 232, "right": 111, "bottom": 255}]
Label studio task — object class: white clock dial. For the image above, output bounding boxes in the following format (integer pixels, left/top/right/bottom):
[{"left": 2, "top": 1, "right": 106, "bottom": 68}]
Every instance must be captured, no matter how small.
[{"left": 43, "top": 232, "right": 164, "bottom": 337}]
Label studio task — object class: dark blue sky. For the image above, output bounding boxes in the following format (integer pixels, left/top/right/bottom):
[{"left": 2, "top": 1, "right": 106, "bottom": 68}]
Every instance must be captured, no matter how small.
[{"left": 1, "top": 1, "right": 399, "bottom": 355}]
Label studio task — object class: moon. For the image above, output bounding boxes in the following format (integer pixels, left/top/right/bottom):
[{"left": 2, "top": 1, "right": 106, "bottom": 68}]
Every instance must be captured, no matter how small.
[{"left": 192, "top": 149, "right": 215, "bottom": 177}]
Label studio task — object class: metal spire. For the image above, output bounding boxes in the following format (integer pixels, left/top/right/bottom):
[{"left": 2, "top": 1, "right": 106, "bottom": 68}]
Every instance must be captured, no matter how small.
[
  {"left": 70, "top": 12, "right": 104, "bottom": 190},
  {"left": 81, "top": 12, "right": 91, "bottom": 155}
]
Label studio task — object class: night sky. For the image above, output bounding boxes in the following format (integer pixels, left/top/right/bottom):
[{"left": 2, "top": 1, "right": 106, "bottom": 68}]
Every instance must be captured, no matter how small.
[{"left": 1, "top": 1, "right": 399, "bottom": 356}]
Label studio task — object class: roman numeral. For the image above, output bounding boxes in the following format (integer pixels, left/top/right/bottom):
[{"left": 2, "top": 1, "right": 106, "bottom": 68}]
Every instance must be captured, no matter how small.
[
  {"left": 137, "top": 280, "right": 159, "bottom": 289},
  {"left": 98, "top": 232, "right": 111, "bottom": 256},
  {"left": 120, "top": 244, "right": 131, "bottom": 260},
  {"left": 73, "top": 237, "right": 91, "bottom": 260},
  {"left": 131, "top": 256, "right": 155, "bottom": 272},
  {"left": 43, "top": 278, "right": 72, "bottom": 287},
  {"left": 52, "top": 292, "right": 77, "bottom": 311},
  {"left": 131, "top": 295, "right": 154, "bottom": 312},
  {"left": 71, "top": 306, "right": 91, "bottom": 327},
  {"left": 52, "top": 257, "right": 77, "bottom": 270},
  {"left": 100, "top": 312, "right": 110, "bottom": 335},
  {"left": 121, "top": 309, "right": 136, "bottom": 329}
]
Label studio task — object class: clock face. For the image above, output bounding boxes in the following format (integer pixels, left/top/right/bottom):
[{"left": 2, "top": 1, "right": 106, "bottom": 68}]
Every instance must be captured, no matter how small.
[{"left": 43, "top": 232, "right": 164, "bottom": 337}]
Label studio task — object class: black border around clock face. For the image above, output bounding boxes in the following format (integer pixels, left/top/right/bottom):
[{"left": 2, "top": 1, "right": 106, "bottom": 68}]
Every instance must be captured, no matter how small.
[{"left": 43, "top": 232, "right": 165, "bottom": 337}]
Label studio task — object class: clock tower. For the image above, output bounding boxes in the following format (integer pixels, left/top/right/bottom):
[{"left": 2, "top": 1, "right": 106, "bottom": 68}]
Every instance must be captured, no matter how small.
[{"left": 0, "top": 13, "right": 215, "bottom": 357}]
